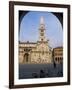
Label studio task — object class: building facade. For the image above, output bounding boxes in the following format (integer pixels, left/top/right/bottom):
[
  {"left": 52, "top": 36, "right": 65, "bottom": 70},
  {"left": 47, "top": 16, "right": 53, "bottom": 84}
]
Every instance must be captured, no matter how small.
[
  {"left": 19, "top": 16, "right": 52, "bottom": 64},
  {"left": 53, "top": 47, "right": 63, "bottom": 64}
]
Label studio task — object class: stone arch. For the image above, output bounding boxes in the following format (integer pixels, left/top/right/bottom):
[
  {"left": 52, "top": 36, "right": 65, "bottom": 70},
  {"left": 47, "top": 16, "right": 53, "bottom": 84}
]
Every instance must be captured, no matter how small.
[{"left": 24, "top": 53, "right": 29, "bottom": 63}]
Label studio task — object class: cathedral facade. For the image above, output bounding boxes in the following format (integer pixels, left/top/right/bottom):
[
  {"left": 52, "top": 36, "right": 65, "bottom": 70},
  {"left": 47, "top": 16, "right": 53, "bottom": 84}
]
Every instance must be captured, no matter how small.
[{"left": 19, "top": 16, "right": 52, "bottom": 64}]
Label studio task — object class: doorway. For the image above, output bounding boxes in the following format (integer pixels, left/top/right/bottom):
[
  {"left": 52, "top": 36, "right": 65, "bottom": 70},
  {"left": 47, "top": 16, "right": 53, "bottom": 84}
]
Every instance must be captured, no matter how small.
[{"left": 24, "top": 53, "right": 29, "bottom": 63}]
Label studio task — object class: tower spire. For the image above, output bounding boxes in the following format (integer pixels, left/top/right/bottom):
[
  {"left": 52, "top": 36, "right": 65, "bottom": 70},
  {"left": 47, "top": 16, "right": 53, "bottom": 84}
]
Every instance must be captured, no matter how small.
[
  {"left": 39, "top": 16, "right": 46, "bottom": 42},
  {"left": 40, "top": 16, "right": 44, "bottom": 24}
]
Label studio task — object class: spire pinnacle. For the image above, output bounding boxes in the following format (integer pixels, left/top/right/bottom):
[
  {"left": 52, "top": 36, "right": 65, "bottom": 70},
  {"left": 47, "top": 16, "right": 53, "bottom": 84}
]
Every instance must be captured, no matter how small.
[{"left": 40, "top": 16, "right": 44, "bottom": 24}]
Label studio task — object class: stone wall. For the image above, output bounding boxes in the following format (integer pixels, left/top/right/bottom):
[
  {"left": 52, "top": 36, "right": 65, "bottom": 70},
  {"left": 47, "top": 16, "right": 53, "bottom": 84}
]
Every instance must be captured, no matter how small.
[{"left": 19, "top": 41, "right": 52, "bottom": 64}]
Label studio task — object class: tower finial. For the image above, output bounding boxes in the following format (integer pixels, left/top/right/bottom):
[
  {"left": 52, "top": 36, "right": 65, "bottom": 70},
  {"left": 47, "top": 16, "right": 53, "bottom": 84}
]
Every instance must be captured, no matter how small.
[{"left": 40, "top": 16, "right": 44, "bottom": 24}]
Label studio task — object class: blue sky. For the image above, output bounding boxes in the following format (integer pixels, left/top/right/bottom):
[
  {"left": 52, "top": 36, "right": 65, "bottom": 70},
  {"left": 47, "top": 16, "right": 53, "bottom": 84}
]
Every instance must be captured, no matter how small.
[{"left": 19, "top": 11, "right": 63, "bottom": 48}]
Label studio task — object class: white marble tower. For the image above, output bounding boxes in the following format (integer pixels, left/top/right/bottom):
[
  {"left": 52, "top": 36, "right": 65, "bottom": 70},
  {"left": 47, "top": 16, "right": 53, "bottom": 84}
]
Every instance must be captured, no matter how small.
[{"left": 39, "top": 16, "right": 46, "bottom": 42}]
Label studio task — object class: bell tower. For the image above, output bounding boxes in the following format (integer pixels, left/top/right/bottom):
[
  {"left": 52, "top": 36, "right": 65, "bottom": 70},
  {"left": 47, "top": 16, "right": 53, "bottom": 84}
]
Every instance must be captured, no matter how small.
[{"left": 39, "top": 16, "right": 46, "bottom": 42}]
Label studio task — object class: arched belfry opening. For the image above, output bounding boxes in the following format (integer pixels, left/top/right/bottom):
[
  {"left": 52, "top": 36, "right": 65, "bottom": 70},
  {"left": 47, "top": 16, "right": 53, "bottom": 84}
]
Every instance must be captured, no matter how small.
[{"left": 24, "top": 53, "right": 29, "bottom": 63}]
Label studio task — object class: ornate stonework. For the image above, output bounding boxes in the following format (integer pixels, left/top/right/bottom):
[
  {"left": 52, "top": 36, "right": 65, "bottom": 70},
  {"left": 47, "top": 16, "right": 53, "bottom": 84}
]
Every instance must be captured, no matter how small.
[{"left": 19, "top": 16, "right": 52, "bottom": 64}]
